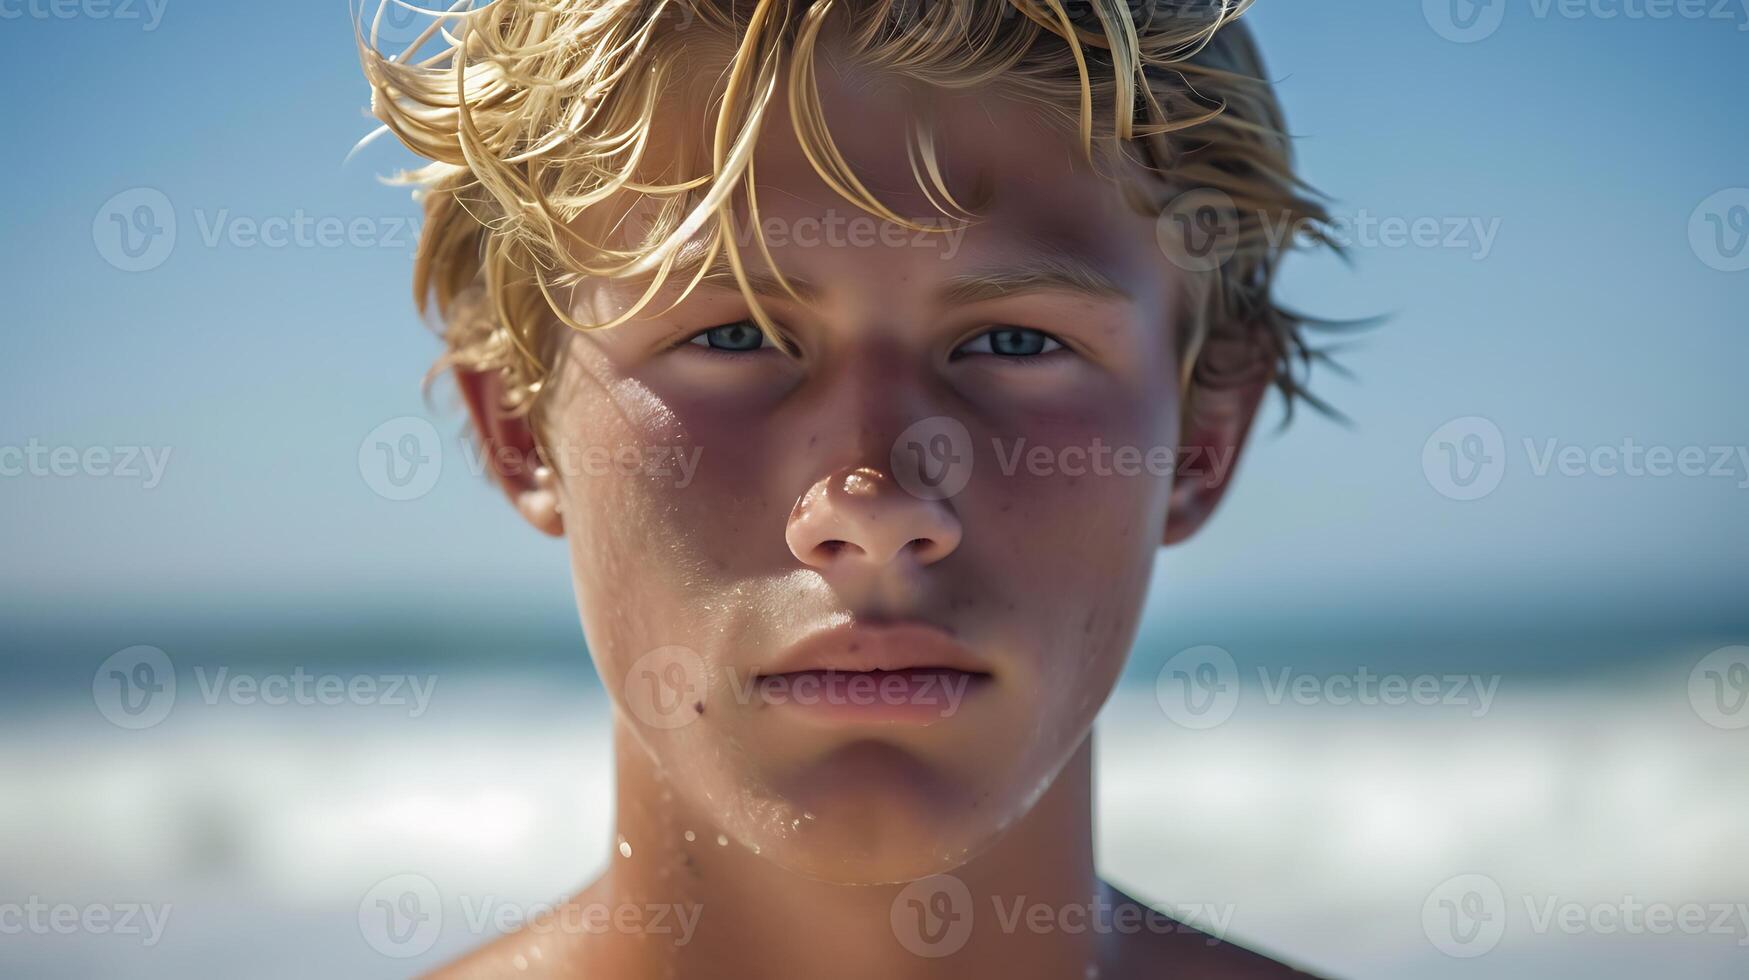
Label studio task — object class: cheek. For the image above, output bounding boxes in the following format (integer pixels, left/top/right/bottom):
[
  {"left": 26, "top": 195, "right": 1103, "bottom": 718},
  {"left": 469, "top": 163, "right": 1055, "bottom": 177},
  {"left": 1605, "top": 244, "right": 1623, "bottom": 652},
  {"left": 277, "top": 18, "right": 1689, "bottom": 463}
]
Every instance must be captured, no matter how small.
[
  {"left": 971, "top": 367, "right": 1177, "bottom": 558},
  {"left": 964, "top": 388, "right": 1175, "bottom": 704},
  {"left": 545, "top": 366, "right": 807, "bottom": 692},
  {"left": 543, "top": 376, "right": 721, "bottom": 661},
  {"left": 976, "top": 469, "right": 1159, "bottom": 706}
]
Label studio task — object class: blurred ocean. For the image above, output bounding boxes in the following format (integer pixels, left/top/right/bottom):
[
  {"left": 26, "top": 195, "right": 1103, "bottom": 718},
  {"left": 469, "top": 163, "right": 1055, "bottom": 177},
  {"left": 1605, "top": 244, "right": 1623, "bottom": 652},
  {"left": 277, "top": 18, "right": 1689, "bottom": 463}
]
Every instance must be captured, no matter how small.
[{"left": 4, "top": 602, "right": 1745, "bottom": 979}]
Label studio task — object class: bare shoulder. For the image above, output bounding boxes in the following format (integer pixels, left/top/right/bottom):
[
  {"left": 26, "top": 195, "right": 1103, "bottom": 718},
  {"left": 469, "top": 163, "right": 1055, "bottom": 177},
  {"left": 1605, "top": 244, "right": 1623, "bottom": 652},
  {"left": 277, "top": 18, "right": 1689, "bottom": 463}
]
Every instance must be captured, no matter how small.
[
  {"left": 421, "top": 926, "right": 581, "bottom": 980},
  {"left": 1102, "top": 882, "right": 1332, "bottom": 980},
  {"left": 420, "top": 888, "right": 608, "bottom": 980}
]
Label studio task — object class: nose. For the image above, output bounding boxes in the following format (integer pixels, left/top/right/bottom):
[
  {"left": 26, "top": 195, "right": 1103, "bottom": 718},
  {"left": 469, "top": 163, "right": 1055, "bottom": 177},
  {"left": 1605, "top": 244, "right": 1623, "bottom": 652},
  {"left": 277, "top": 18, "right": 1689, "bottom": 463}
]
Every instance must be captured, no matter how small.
[{"left": 786, "top": 466, "right": 962, "bottom": 570}]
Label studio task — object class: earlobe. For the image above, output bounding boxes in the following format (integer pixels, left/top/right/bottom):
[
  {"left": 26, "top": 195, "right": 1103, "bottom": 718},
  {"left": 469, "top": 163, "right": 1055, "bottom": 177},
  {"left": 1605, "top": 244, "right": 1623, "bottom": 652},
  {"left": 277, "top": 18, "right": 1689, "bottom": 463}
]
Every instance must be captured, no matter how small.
[
  {"left": 515, "top": 465, "right": 565, "bottom": 537},
  {"left": 1162, "top": 339, "right": 1271, "bottom": 547},
  {"left": 454, "top": 366, "right": 566, "bottom": 538}
]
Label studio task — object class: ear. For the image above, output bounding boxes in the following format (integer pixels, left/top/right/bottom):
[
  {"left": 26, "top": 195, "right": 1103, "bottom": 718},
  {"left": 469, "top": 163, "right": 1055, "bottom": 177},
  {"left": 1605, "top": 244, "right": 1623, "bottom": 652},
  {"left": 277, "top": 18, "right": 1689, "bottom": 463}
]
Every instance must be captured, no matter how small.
[
  {"left": 454, "top": 367, "right": 564, "bottom": 537},
  {"left": 1163, "top": 335, "right": 1270, "bottom": 546}
]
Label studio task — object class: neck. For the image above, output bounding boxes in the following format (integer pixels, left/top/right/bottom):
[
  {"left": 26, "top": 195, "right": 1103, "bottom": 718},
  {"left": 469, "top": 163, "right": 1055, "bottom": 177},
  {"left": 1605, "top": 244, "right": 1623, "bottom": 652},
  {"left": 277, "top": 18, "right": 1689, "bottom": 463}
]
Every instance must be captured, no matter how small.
[{"left": 586, "top": 718, "right": 1105, "bottom": 980}]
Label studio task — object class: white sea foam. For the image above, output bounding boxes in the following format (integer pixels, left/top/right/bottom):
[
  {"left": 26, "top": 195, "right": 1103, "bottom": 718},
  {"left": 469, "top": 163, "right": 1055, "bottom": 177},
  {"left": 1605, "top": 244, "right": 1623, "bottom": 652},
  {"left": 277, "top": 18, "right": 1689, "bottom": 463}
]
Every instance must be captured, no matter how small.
[{"left": 2, "top": 667, "right": 1744, "bottom": 978}]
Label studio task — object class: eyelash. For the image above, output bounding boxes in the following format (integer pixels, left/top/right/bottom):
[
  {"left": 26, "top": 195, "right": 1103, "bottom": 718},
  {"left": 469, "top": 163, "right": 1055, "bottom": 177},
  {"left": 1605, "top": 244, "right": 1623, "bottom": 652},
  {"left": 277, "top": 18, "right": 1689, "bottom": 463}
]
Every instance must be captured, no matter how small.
[
  {"left": 678, "top": 321, "right": 1067, "bottom": 362},
  {"left": 952, "top": 327, "right": 1066, "bottom": 361},
  {"left": 679, "top": 320, "right": 776, "bottom": 358}
]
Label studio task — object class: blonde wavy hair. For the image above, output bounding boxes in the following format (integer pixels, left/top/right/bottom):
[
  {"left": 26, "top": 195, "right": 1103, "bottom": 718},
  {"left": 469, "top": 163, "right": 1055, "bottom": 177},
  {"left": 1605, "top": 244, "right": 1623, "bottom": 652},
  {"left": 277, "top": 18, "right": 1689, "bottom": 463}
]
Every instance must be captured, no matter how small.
[{"left": 356, "top": 0, "right": 1339, "bottom": 431}]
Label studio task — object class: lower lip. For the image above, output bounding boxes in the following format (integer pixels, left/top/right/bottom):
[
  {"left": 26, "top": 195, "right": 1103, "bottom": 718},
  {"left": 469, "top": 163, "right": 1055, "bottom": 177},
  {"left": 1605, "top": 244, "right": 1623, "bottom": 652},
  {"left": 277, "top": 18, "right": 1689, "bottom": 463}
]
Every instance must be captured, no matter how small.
[{"left": 754, "top": 668, "right": 991, "bottom": 724}]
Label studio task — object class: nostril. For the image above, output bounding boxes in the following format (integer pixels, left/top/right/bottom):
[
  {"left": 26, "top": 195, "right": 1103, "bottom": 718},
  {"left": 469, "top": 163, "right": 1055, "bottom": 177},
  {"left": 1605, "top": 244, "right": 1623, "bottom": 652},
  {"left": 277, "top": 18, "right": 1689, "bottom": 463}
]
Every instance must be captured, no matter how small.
[
  {"left": 784, "top": 469, "right": 964, "bottom": 570},
  {"left": 904, "top": 537, "right": 955, "bottom": 565}
]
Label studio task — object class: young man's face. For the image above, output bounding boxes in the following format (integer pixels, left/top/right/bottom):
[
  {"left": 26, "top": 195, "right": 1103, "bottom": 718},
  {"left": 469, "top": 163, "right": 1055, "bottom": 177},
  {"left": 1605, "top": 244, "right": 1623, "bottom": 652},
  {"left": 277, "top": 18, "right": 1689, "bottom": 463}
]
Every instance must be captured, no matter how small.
[{"left": 475, "top": 65, "right": 1258, "bottom": 884}]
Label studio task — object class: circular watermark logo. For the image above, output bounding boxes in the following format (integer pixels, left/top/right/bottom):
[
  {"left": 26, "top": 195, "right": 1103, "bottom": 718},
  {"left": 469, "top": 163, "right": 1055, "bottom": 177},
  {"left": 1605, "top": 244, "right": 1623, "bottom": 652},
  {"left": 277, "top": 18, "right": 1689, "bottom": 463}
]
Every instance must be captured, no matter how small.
[
  {"left": 622, "top": 645, "right": 710, "bottom": 730},
  {"left": 1688, "top": 645, "right": 1749, "bottom": 730},
  {"left": 1688, "top": 188, "right": 1749, "bottom": 273},
  {"left": 1422, "top": 873, "right": 1506, "bottom": 957},
  {"left": 1154, "top": 644, "right": 1240, "bottom": 729},
  {"left": 359, "top": 872, "right": 442, "bottom": 958},
  {"left": 361, "top": 0, "right": 447, "bottom": 49},
  {"left": 891, "top": 416, "right": 974, "bottom": 501},
  {"left": 94, "top": 188, "right": 176, "bottom": 273},
  {"left": 890, "top": 874, "right": 974, "bottom": 958},
  {"left": 1156, "top": 187, "right": 1241, "bottom": 273},
  {"left": 359, "top": 416, "right": 443, "bottom": 501},
  {"left": 1423, "top": 0, "right": 1506, "bottom": 42},
  {"left": 1423, "top": 416, "right": 1506, "bottom": 501},
  {"left": 93, "top": 645, "right": 176, "bottom": 730}
]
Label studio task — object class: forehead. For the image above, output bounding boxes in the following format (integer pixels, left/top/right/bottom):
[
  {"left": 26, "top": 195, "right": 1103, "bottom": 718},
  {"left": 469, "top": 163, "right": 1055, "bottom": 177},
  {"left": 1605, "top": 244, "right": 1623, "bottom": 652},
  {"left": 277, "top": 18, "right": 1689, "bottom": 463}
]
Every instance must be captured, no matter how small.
[
  {"left": 743, "top": 67, "right": 1162, "bottom": 278},
  {"left": 761, "top": 65, "right": 1100, "bottom": 211},
  {"left": 566, "top": 44, "right": 1174, "bottom": 319}
]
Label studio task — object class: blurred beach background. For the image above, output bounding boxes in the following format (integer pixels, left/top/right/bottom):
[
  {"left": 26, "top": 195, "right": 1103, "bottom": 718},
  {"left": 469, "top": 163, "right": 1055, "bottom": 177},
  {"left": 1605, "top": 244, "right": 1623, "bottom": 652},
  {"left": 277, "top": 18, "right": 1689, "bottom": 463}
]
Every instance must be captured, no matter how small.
[{"left": 1, "top": 1, "right": 1745, "bottom": 977}]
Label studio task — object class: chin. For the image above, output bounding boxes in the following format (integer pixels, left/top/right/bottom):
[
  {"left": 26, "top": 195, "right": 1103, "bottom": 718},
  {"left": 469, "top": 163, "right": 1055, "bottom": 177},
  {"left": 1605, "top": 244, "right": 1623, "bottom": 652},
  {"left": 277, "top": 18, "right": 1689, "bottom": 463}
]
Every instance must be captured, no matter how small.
[{"left": 728, "top": 739, "right": 1028, "bottom": 886}]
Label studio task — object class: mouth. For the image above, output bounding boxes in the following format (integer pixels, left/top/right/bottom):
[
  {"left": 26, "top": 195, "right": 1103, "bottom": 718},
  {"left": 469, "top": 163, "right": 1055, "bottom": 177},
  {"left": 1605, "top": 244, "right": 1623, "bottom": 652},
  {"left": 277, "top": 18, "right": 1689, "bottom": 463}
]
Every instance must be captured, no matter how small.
[{"left": 754, "top": 622, "right": 994, "bottom": 724}]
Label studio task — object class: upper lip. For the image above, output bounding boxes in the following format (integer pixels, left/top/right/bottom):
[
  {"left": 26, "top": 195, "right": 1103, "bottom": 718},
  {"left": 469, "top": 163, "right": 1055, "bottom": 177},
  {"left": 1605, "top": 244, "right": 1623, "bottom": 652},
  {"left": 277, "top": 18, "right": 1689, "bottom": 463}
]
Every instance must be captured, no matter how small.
[{"left": 758, "top": 621, "right": 993, "bottom": 677}]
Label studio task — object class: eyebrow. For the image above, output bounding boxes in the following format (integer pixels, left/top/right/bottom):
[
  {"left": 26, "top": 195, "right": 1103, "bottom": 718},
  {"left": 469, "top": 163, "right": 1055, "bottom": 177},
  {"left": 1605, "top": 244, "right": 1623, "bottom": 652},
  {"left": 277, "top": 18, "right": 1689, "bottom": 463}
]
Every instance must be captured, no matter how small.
[
  {"left": 937, "top": 252, "right": 1129, "bottom": 305},
  {"left": 675, "top": 240, "right": 1129, "bottom": 306}
]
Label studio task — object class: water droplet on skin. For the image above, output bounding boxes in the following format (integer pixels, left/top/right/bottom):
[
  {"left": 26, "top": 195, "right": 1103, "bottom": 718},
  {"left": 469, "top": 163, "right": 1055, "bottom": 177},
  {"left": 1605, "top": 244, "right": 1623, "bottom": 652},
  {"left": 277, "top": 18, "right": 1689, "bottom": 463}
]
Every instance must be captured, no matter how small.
[
  {"left": 618, "top": 839, "right": 633, "bottom": 858},
  {"left": 683, "top": 830, "right": 696, "bottom": 842},
  {"left": 529, "top": 946, "right": 543, "bottom": 961},
  {"left": 716, "top": 834, "right": 728, "bottom": 847},
  {"left": 513, "top": 953, "right": 528, "bottom": 971}
]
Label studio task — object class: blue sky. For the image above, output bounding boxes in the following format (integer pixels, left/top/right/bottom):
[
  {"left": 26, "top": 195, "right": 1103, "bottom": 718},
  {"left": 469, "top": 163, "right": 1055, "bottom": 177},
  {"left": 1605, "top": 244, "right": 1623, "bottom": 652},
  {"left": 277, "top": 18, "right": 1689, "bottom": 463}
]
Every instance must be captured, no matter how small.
[{"left": 1, "top": 1, "right": 1744, "bottom": 642}]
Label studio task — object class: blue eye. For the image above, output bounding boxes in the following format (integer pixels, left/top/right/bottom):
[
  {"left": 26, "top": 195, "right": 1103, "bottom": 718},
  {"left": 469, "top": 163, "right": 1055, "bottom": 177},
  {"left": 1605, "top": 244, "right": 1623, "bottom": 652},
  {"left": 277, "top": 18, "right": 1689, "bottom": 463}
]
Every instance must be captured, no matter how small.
[
  {"left": 957, "top": 327, "right": 1064, "bottom": 358},
  {"left": 687, "top": 320, "right": 770, "bottom": 352}
]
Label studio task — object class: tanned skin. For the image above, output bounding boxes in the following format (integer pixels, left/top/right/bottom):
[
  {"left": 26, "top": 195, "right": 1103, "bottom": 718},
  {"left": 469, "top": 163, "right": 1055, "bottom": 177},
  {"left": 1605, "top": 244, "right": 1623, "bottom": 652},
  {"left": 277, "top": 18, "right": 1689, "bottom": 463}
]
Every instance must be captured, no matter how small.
[{"left": 426, "top": 50, "right": 1320, "bottom": 980}]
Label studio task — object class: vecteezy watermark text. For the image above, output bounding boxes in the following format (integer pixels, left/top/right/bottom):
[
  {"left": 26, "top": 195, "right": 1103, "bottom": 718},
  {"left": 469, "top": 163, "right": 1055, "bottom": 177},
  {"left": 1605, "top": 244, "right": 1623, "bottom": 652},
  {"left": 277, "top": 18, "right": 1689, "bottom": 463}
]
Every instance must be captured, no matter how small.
[
  {"left": 0, "top": 439, "right": 171, "bottom": 488},
  {"left": 94, "top": 188, "right": 421, "bottom": 273},
  {"left": 0, "top": 899, "right": 171, "bottom": 947},
  {"left": 1423, "top": 416, "right": 1749, "bottom": 501},
  {"left": 192, "top": 667, "right": 437, "bottom": 718},
  {"left": 358, "top": 415, "right": 704, "bottom": 502},
  {"left": 889, "top": 874, "right": 1235, "bottom": 958},
  {"left": 357, "top": 873, "right": 702, "bottom": 958},
  {"left": 619, "top": 645, "right": 978, "bottom": 731},
  {"left": 1425, "top": 0, "right": 1749, "bottom": 44},
  {"left": 732, "top": 212, "right": 969, "bottom": 260},
  {"left": 92, "top": 646, "right": 439, "bottom": 730},
  {"left": 889, "top": 417, "right": 1237, "bottom": 503},
  {"left": 1423, "top": 873, "right": 1749, "bottom": 957},
  {"left": 0, "top": 0, "right": 168, "bottom": 30},
  {"left": 1154, "top": 645, "right": 1502, "bottom": 729}
]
